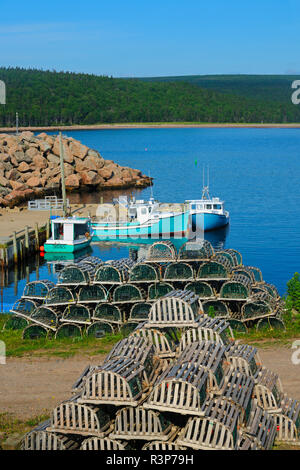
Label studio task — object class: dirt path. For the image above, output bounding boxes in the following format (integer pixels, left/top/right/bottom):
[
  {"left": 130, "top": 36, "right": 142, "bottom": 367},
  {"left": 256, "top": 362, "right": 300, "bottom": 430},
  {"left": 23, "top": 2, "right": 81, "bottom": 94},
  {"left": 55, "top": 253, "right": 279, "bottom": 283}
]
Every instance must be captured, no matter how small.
[
  {"left": 0, "top": 347, "right": 299, "bottom": 421},
  {"left": 0, "top": 355, "right": 106, "bottom": 419}
]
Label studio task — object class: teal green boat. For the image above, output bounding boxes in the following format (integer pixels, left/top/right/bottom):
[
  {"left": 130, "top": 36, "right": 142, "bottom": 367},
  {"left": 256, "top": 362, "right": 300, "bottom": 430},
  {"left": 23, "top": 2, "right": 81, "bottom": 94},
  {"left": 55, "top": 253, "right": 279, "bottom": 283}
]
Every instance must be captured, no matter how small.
[{"left": 43, "top": 217, "right": 93, "bottom": 253}]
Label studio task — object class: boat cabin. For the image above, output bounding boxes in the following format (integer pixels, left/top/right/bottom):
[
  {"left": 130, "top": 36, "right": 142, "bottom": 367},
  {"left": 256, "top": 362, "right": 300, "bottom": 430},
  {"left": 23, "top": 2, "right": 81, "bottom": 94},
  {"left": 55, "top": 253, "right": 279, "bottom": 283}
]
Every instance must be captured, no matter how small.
[
  {"left": 127, "top": 198, "right": 159, "bottom": 224},
  {"left": 49, "top": 217, "right": 91, "bottom": 243},
  {"left": 187, "top": 197, "right": 225, "bottom": 214}
]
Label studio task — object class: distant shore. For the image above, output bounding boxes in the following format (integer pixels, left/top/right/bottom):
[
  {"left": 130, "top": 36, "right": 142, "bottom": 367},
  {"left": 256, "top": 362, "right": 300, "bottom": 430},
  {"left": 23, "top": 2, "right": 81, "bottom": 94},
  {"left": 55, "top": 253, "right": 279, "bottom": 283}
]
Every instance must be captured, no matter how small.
[{"left": 1, "top": 122, "right": 300, "bottom": 132}]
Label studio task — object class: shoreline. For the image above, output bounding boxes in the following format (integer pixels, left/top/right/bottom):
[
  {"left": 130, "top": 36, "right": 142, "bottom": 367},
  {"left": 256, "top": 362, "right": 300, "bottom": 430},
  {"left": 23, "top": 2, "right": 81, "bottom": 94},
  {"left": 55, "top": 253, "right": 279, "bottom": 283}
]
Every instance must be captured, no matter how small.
[{"left": 1, "top": 122, "right": 300, "bottom": 132}]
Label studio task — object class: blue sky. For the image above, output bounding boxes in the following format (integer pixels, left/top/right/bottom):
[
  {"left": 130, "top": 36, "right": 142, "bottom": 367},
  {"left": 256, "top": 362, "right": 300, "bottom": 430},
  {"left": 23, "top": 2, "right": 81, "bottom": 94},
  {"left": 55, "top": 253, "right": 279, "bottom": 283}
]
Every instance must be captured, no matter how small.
[{"left": 0, "top": 0, "right": 299, "bottom": 76}]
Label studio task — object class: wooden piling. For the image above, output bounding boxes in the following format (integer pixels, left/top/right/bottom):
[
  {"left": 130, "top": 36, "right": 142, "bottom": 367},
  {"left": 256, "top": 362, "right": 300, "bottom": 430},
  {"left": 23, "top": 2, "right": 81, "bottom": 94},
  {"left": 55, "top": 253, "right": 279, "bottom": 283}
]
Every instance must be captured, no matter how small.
[
  {"left": 35, "top": 223, "right": 39, "bottom": 250},
  {"left": 25, "top": 226, "right": 29, "bottom": 253},
  {"left": 13, "top": 231, "right": 18, "bottom": 264}
]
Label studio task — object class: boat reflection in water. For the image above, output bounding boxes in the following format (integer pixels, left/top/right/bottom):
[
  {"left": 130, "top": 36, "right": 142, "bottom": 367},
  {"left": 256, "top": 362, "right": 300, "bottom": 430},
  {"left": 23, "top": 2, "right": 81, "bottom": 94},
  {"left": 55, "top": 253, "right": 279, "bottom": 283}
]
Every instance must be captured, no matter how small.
[{"left": 192, "top": 224, "right": 230, "bottom": 251}]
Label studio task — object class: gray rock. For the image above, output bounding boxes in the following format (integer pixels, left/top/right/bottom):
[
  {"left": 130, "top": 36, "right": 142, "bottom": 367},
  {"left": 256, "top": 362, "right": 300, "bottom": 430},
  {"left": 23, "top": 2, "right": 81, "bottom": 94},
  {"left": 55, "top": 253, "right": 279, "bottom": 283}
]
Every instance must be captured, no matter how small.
[{"left": 47, "top": 153, "right": 60, "bottom": 165}]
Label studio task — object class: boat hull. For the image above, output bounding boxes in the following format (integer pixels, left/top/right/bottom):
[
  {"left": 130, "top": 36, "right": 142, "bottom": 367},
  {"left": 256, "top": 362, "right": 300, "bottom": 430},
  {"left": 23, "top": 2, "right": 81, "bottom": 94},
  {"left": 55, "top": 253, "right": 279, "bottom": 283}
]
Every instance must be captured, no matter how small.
[
  {"left": 91, "top": 212, "right": 190, "bottom": 240},
  {"left": 43, "top": 239, "right": 91, "bottom": 253},
  {"left": 191, "top": 213, "right": 229, "bottom": 232}
]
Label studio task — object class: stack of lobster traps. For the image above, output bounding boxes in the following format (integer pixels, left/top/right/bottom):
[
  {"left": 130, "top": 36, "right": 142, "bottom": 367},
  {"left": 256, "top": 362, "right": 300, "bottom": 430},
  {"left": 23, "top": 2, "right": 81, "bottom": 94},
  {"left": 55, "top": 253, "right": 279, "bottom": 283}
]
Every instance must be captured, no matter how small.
[
  {"left": 21, "top": 302, "right": 300, "bottom": 450},
  {"left": 5, "top": 239, "right": 284, "bottom": 339}
]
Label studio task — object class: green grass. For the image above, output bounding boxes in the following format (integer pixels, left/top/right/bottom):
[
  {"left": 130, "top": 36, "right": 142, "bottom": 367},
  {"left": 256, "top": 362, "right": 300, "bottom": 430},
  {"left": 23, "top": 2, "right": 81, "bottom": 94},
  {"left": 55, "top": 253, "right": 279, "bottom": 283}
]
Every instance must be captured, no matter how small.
[
  {"left": 232, "top": 308, "right": 300, "bottom": 348},
  {"left": 0, "top": 412, "right": 50, "bottom": 449},
  {"left": 0, "top": 314, "right": 122, "bottom": 358}
]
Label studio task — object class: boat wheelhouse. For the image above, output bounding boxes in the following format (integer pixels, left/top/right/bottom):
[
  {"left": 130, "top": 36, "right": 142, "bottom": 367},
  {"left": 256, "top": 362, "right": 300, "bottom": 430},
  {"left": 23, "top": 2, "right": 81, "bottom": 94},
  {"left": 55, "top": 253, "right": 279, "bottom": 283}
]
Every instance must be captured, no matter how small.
[{"left": 44, "top": 217, "right": 92, "bottom": 253}]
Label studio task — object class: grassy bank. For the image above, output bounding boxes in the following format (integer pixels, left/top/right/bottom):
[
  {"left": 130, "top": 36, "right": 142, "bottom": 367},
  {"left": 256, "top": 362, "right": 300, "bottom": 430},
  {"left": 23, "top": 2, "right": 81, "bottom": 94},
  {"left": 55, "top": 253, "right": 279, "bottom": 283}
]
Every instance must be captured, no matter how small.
[
  {"left": 1, "top": 311, "right": 300, "bottom": 358},
  {"left": 0, "top": 314, "right": 122, "bottom": 358}
]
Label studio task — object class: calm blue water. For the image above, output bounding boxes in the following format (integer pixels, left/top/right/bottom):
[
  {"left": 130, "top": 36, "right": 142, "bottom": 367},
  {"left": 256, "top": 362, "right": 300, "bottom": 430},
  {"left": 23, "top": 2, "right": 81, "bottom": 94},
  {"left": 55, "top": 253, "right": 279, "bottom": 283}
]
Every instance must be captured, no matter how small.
[{"left": 2, "top": 128, "right": 300, "bottom": 311}]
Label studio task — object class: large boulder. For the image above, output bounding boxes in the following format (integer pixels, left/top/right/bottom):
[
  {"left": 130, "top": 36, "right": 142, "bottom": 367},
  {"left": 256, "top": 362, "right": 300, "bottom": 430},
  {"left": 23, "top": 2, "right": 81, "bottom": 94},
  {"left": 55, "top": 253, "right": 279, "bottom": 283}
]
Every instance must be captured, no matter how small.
[
  {"left": 65, "top": 173, "right": 81, "bottom": 189},
  {"left": 80, "top": 170, "right": 103, "bottom": 186},
  {"left": 26, "top": 176, "right": 42, "bottom": 188},
  {"left": 33, "top": 154, "right": 48, "bottom": 170},
  {"left": 68, "top": 140, "right": 89, "bottom": 160},
  {"left": 18, "top": 161, "right": 30, "bottom": 173},
  {"left": 47, "top": 153, "right": 60, "bottom": 165}
]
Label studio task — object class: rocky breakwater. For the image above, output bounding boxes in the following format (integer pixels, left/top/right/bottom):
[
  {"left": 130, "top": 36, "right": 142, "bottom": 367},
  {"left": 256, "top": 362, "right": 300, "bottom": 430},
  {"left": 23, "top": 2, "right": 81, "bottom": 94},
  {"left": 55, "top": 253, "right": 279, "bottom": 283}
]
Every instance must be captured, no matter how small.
[{"left": 0, "top": 131, "right": 152, "bottom": 207}]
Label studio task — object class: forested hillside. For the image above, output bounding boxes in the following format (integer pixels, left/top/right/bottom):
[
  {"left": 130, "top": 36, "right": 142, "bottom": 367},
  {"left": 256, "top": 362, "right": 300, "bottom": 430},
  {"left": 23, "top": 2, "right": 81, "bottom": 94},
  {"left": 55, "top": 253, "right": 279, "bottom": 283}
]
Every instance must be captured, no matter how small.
[
  {"left": 0, "top": 68, "right": 299, "bottom": 127},
  {"left": 139, "top": 74, "right": 300, "bottom": 103}
]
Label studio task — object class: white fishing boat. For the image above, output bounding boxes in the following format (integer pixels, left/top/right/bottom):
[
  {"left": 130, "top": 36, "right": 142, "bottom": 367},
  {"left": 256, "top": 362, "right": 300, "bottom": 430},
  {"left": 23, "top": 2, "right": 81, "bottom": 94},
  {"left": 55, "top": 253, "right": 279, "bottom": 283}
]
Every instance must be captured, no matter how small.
[{"left": 43, "top": 217, "right": 93, "bottom": 253}]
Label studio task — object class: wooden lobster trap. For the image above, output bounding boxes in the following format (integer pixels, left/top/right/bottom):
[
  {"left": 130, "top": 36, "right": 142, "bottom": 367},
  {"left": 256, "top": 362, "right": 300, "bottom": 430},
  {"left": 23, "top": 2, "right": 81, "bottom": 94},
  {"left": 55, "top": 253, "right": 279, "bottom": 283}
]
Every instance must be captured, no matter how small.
[
  {"left": 47, "top": 400, "right": 113, "bottom": 437},
  {"left": 178, "top": 317, "right": 234, "bottom": 352},
  {"left": 22, "top": 280, "right": 55, "bottom": 301},
  {"left": 4, "top": 314, "right": 29, "bottom": 331},
  {"left": 185, "top": 281, "right": 215, "bottom": 299},
  {"left": 72, "top": 336, "right": 152, "bottom": 394},
  {"left": 77, "top": 284, "right": 108, "bottom": 304},
  {"left": 219, "top": 369, "right": 254, "bottom": 424},
  {"left": 176, "top": 398, "right": 240, "bottom": 450},
  {"left": 80, "top": 437, "right": 130, "bottom": 450},
  {"left": 130, "top": 323, "right": 179, "bottom": 358},
  {"left": 104, "top": 337, "right": 156, "bottom": 385},
  {"left": 237, "top": 434, "right": 261, "bottom": 450},
  {"left": 219, "top": 274, "right": 251, "bottom": 300},
  {"left": 45, "top": 286, "right": 76, "bottom": 306},
  {"left": 78, "top": 357, "right": 147, "bottom": 407},
  {"left": 253, "top": 367, "right": 284, "bottom": 413},
  {"left": 61, "top": 304, "right": 92, "bottom": 326},
  {"left": 178, "top": 240, "right": 214, "bottom": 261},
  {"left": 148, "top": 282, "right": 174, "bottom": 301},
  {"left": 241, "top": 299, "right": 272, "bottom": 322},
  {"left": 148, "top": 290, "right": 201, "bottom": 328},
  {"left": 92, "top": 303, "right": 125, "bottom": 325},
  {"left": 128, "top": 302, "right": 152, "bottom": 322},
  {"left": 94, "top": 259, "right": 133, "bottom": 285},
  {"left": 86, "top": 321, "right": 116, "bottom": 338},
  {"left": 10, "top": 298, "right": 38, "bottom": 320},
  {"left": 144, "top": 359, "right": 208, "bottom": 416},
  {"left": 146, "top": 240, "right": 177, "bottom": 263},
  {"left": 142, "top": 441, "right": 187, "bottom": 450},
  {"left": 178, "top": 340, "right": 227, "bottom": 393},
  {"left": 274, "top": 395, "right": 300, "bottom": 444},
  {"left": 242, "top": 400, "right": 276, "bottom": 450},
  {"left": 58, "top": 262, "right": 98, "bottom": 286},
  {"left": 129, "top": 262, "right": 161, "bottom": 283},
  {"left": 215, "top": 249, "right": 242, "bottom": 268},
  {"left": 55, "top": 323, "right": 83, "bottom": 339},
  {"left": 225, "top": 343, "right": 262, "bottom": 377},
  {"left": 109, "top": 406, "right": 177, "bottom": 441},
  {"left": 113, "top": 284, "right": 146, "bottom": 303},
  {"left": 29, "top": 306, "right": 61, "bottom": 331},
  {"left": 196, "top": 259, "right": 231, "bottom": 281},
  {"left": 202, "top": 300, "right": 230, "bottom": 317},
  {"left": 22, "top": 429, "right": 79, "bottom": 450},
  {"left": 164, "top": 262, "right": 195, "bottom": 282}
]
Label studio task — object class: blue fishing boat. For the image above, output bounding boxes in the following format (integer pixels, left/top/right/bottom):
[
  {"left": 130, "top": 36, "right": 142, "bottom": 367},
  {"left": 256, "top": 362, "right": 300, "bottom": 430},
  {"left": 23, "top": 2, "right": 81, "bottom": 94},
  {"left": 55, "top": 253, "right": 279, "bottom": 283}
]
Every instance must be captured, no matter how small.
[
  {"left": 91, "top": 196, "right": 190, "bottom": 240},
  {"left": 186, "top": 173, "right": 229, "bottom": 232}
]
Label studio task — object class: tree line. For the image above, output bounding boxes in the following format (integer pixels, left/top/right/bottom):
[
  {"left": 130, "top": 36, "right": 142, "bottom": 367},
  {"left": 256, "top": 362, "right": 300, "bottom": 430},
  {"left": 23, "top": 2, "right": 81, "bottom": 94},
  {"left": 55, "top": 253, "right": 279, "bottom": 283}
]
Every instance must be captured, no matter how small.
[{"left": 0, "top": 67, "right": 299, "bottom": 127}]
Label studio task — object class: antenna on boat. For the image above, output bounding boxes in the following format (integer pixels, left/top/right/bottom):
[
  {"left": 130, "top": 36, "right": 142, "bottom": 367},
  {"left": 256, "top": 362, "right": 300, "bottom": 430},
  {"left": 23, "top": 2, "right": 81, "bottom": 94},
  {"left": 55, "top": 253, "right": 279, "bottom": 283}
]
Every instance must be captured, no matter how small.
[{"left": 202, "top": 164, "right": 210, "bottom": 200}]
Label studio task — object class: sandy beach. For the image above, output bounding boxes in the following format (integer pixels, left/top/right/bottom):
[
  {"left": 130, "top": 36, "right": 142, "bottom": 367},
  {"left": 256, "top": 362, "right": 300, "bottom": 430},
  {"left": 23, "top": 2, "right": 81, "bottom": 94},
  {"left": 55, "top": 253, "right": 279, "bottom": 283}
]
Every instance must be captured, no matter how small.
[{"left": 1, "top": 123, "right": 300, "bottom": 133}]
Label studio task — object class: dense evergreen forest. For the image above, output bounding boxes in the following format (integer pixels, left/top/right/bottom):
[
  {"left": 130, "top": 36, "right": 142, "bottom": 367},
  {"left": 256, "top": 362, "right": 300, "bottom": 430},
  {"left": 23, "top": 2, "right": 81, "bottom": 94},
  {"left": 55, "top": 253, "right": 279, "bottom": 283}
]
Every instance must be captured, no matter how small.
[
  {"left": 139, "top": 74, "right": 300, "bottom": 103},
  {"left": 0, "top": 67, "right": 299, "bottom": 127}
]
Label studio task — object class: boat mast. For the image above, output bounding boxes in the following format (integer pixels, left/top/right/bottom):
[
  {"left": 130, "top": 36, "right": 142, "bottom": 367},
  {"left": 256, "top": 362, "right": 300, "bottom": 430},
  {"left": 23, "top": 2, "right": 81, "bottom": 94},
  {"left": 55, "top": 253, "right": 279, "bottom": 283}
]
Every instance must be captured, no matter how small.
[
  {"left": 59, "top": 131, "right": 68, "bottom": 217},
  {"left": 202, "top": 164, "right": 210, "bottom": 200}
]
